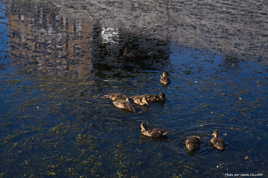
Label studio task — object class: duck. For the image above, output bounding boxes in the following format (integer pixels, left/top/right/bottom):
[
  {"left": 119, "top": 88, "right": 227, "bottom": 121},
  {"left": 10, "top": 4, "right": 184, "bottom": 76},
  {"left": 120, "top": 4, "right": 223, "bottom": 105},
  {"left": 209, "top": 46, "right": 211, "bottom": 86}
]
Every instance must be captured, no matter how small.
[
  {"left": 160, "top": 72, "right": 170, "bottom": 86},
  {"left": 149, "top": 92, "right": 166, "bottom": 103},
  {"left": 112, "top": 98, "right": 136, "bottom": 112},
  {"left": 185, "top": 136, "right": 201, "bottom": 152},
  {"left": 140, "top": 122, "right": 168, "bottom": 138},
  {"left": 145, "top": 92, "right": 165, "bottom": 103},
  {"left": 210, "top": 130, "right": 225, "bottom": 151},
  {"left": 131, "top": 92, "right": 165, "bottom": 105},
  {"left": 103, "top": 93, "right": 128, "bottom": 101},
  {"left": 130, "top": 95, "right": 149, "bottom": 106}
]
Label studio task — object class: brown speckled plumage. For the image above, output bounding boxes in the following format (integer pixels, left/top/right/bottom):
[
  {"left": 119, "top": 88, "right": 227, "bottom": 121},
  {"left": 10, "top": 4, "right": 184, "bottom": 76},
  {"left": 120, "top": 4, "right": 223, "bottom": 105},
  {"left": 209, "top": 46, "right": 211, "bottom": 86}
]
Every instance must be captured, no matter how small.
[
  {"left": 210, "top": 130, "right": 225, "bottom": 151},
  {"left": 160, "top": 72, "right": 170, "bottom": 86},
  {"left": 140, "top": 122, "right": 168, "bottom": 138},
  {"left": 131, "top": 92, "right": 165, "bottom": 106},
  {"left": 185, "top": 136, "right": 201, "bottom": 152},
  {"left": 112, "top": 98, "right": 136, "bottom": 112},
  {"left": 103, "top": 93, "right": 128, "bottom": 101}
]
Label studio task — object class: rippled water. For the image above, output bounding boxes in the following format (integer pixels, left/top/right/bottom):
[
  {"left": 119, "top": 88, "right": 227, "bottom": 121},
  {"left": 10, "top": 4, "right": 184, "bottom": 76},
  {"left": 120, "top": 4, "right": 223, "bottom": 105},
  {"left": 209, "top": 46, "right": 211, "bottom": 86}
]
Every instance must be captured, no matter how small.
[{"left": 0, "top": 0, "right": 268, "bottom": 177}]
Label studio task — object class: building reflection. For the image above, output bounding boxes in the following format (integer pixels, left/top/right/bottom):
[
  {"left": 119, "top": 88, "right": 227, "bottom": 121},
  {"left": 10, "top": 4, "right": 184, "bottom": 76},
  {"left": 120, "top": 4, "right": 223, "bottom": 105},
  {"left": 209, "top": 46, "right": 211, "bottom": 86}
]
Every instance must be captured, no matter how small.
[
  {"left": 7, "top": 0, "right": 170, "bottom": 80},
  {"left": 8, "top": 1, "right": 94, "bottom": 80}
]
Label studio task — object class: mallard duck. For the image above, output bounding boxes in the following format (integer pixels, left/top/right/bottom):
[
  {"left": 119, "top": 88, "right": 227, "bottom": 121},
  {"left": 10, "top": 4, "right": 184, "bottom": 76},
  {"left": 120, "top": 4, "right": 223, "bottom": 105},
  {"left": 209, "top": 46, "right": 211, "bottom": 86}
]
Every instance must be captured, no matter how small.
[
  {"left": 210, "top": 130, "right": 225, "bottom": 151},
  {"left": 145, "top": 92, "right": 165, "bottom": 103},
  {"left": 130, "top": 92, "right": 165, "bottom": 105},
  {"left": 130, "top": 95, "right": 149, "bottom": 106},
  {"left": 185, "top": 136, "right": 201, "bottom": 152},
  {"left": 112, "top": 98, "right": 136, "bottom": 112},
  {"left": 160, "top": 72, "right": 169, "bottom": 86},
  {"left": 140, "top": 122, "right": 168, "bottom": 138},
  {"left": 103, "top": 93, "right": 128, "bottom": 101}
]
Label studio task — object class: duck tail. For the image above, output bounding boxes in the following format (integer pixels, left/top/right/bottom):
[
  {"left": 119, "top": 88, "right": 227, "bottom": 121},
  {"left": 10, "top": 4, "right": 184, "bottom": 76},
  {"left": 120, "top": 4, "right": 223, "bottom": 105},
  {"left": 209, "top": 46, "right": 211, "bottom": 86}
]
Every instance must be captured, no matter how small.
[
  {"left": 128, "top": 104, "right": 136, "bottom": 113},
  {"left": 162, "top": 131, "right": 168, "bottom": 136},
  {"left": 102, "top": 94, "right": 110, "bottom": 99}
]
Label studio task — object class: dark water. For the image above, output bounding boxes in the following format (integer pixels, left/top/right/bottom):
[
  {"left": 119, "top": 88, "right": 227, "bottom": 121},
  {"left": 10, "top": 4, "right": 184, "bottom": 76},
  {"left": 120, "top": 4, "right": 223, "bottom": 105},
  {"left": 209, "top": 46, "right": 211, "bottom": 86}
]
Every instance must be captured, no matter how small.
[{"left": 0, "top": 0, "right": 268, "bottom": 177}]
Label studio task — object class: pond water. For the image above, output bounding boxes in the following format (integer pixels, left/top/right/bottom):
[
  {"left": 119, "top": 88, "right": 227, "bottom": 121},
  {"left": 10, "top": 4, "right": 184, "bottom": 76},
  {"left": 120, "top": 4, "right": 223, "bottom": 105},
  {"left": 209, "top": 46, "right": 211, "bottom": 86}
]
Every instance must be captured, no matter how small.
[{"left": 0, "top": 0, "right": 268, "bottom": 177}]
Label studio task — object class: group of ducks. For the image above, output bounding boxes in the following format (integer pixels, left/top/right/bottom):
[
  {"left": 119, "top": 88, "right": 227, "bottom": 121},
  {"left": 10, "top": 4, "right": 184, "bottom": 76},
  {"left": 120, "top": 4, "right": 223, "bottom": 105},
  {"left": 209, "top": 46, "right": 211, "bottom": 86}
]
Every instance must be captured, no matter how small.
[
  {"left": 103, "top": 72, "right": 225, "bottom": 152},
  {"left": 103, "top": 72, "right": 169, "bottom": 113},
  {"left": 141, "top": 122, "right": 225, "bottom": 152}
]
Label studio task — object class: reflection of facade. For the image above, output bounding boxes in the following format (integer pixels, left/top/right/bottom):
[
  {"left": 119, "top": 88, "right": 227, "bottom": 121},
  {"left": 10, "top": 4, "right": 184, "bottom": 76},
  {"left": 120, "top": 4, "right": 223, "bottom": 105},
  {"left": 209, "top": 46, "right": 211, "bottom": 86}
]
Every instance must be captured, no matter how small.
[
  {"left": 7, "top": 0, "right": 170, "bottom": 79},
  {"left": 51, "top": 0, "right": 268, "bottom": 61},
  {"left": 8, "top": 1, "right": 93, "bottom": 79}
]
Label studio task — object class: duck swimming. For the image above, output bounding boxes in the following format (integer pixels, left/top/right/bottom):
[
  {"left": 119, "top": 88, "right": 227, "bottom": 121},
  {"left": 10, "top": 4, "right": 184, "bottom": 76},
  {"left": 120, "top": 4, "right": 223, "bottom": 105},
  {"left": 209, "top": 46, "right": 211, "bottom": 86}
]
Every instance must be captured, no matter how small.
[
  {"left": 140, "top": 122, "right": 168, "bottom": 138},
  {"left": 185, "top": 136, "right": 201, "bottom": 152},
  {"left": 131, "top": 92, "right": 165, "bottom": 106},
  {"left": 210, "top": 130, "right": 225, "bottom": 151},
  {"left": 103, "top": 93, "right": 128, "bottom": 101},
  {"left": 160, "top": 72, "right": 169, "bottom": 86},
  {"left": 145, "top": 92, "right": 165, "bottom": 103},
  {"left": 130, "top": 95, "right": 149, "bottom": 106},
  {"left": 112, "top": 98, "right": 136, "bottom": 112}
]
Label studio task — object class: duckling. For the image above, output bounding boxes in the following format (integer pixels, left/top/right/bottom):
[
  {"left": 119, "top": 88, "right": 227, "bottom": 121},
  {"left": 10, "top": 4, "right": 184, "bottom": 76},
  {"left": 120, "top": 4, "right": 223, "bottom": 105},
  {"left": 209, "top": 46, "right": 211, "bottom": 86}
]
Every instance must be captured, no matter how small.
[
  {"left": 160, "top": 72, "right": 170, "bottom": 86},
  {"left": 140, "top": 122, "right": 168, "bottom": 138},
  {"left": 185, "top": 136, "right": 201, "bottom": 152},
  {"left": 103, "top": 93, "right": 128, "bottom": 101},
  {"left": 210, "top": 130, "right": 225, "bottom": 151},
  {"left": 112, "top": 98, "right": 136, "bottom": 112}
]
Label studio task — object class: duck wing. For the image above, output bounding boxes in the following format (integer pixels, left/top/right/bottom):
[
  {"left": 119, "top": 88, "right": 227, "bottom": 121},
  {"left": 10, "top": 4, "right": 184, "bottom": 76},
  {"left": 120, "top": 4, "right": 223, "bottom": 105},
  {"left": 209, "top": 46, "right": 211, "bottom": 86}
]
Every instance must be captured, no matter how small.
[
  {"left": 211, "top": 137, "right": 225, "bottom": 150},
  {"left": 112, "top": 100, "right": 136, "bottom": 112},
  {"left": 149, "top": 128, "right": 168, "bottom": 138},
  {"left": 103, "top": 93, "right": 127, "bottom": 101}
]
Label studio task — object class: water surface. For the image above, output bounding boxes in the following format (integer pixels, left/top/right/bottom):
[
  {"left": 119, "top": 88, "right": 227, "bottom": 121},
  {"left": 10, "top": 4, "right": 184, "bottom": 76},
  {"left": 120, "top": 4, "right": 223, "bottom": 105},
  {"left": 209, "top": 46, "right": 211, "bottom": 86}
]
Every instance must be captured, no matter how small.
[{"left": 0, "top": 0, "right": 268, "bottom": 177}]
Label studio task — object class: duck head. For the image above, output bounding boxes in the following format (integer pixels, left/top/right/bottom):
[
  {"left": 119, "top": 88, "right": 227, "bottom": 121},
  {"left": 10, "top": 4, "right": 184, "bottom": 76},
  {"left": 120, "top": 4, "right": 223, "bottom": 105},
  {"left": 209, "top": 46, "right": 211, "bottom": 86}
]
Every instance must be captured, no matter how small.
[
  {"left": 161, "top": 72, "right": 169, "bottom": 78},
  {"left": 212, "top": 130, "right": 220, "bottom": 138},
  {"left": 140, "top": 122, "right": 148, "bottom": 132},
  {"left": 158, "top": 92, "right": 166, "bottom": 101}
]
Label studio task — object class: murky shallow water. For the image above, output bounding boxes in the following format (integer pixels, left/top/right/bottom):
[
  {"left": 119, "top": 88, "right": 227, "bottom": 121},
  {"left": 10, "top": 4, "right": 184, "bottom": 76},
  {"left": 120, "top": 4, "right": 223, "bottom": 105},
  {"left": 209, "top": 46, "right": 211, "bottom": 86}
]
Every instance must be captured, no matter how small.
[{"left": 0, "top": 1, "right": 268, "bottom": 177}]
